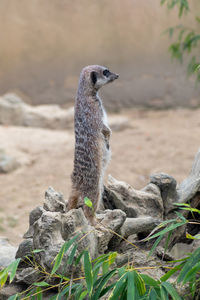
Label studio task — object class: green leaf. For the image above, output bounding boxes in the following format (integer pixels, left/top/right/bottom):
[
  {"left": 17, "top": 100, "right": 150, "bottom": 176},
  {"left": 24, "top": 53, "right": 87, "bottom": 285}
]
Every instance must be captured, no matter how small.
[
  {"left": 182, "top": 261, "right": 200, "bottom": 284},
  {"left": 51, "top": 234, "right": 80, "bottom": 275},
  {"left": 75, "top": 249, "right": 85, "bottom": 266},
  {"left": 92, "top": 269, "right": 117, "bottom": 300},
  {"left": 178, "top": 247, "right": 200, "bottom": 283},
  {"left": 135, "top": 272, "right": 146, "bottom": 296},
  {"left": 0, "top": 270, "right": 8, "bottom": 287},
  {"left": 160, "top": 263, "right": 184, "bottom": 282},
  {"left": 32, "top": 249, "right": 45, "bottom": 253},
  {"left": 108, "top": 252, "right": 117, "bottom": 265},
  {"left": 162, "top": 282, "right": 182, "bottom": 300},
  {"left": 7, "top": 258, "right": 21, "bottom": 283},
  {"left": 84, "top": 250, "right": 93, "bottom": 296},
  {"left": 67, "top": 243, "right": 78, "bottom": 265},
  {"left": 79, "top": 290, "right": 88, "bottom": 300},
  {"left": 140, "top": 274, "right": 159, "bottom": 287},
  {"left": 160, "top": 286, "right": 169, "bottom": 300},
  {"left": 36, "top": 287, "right": 42, "bottom": 300},
  {"left": 148, "top": 234, "right": 164, "bottom": 257},
  {"left": 127, "top": 271, "right": 136, "bottom": 300},
  {"left": 146, "top": 220, "right": 187, "bottom": 241},
  {"left": 8, "top": 295, "right": 19, "bottom": 300},
  {"left": 108, "top": 273, "right": 127, "bottom": 300},
  {"left": 102, "top": 260, "right": 109, "bottom": 275},
  {"left": 84, "top": 197, "right": 93, "bottom": 208},
  {"left": 33, "top": 281, "right": 50, "bottom": 287},
  {"left": 99, "top": 283, "right": 116, "bottom": 298}
]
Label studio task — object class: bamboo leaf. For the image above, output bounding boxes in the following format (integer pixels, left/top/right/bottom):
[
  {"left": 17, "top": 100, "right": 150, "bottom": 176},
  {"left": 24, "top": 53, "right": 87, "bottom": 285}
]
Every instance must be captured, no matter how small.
[
  {"left": 160, "top": 263, "right": 184, "bottom": 282},
  {"left": 162, "top": 282, "right": 182, "bottom": 300},
  {"left": 140, "top": 274, "right": 159, "bottom": 287},
  {"left": 92, "top": 269, "right": 117, "bottom": 300},
  {"left": 108, "top": 273, "right": 127, "bottom": 300},
  {"left": 182, "top": 261, "right": 200, "bottom": 284},
  {"left": 34, "top": 281, "right": 49, "bottom": 287},
  {"left": 8, "top": 295, "right": 19, "bottom": 300},
  {"left": 67, "top": 243, "right": 78, "bottom": 265},
  {"left": 7, "top": 258, "right": 20, "bottom": 283},
  {"left": 146, "top": 221, "right": 187, "bottom": 241},
  {"left": 51, "top": 234, "right": 79, "bottom": 275},
  {"left": 148, "top": 234, "right": 164, "bottom": 257},
  {"left": 178, "top": 247, "right": 200, "bottom": 283},
  {"left": 0, "top": 270, "right": 8, "bottom": 287},
  {"left": 84, "top": 197, "right": 93, "bottom": 208},
  {"left": 127, "top": 271, "right": 136, "bottom": 300},
  {"left": 135, "top": 272, "right": 146, "bottom": 296},
  {"left": 160, "top": 286, "right": 169, "bottom": 300},
  {"left": 79, "top": 290, "right": 88, "bottom": 300},
  {"left": 84, "top": 250, "right": 93, "bottom": 296}
]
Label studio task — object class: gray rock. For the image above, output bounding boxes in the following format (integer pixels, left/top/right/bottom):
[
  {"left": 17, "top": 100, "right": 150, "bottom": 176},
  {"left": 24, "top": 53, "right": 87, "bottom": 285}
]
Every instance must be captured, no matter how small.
[
  {"left": 0, "top": 149, "right": 20, "bottom": 173},
  {"left": 0, "top": 93, "right": 74, "bottom": 129},
  {"left": 150, "top": 173, "right": 177, "bottom": 215},
  {"left": 0, "top": 283, "right": 24, "bottom": 300},
  {"left": 15, "top": 239, "right": 33, "bottom": 259},
  {"left": 23, "top": 206, "right": 44, "bottom": 238},
  {"left": 106, "top": 175, "right": 163, "bottom": 219},
  {"left": 120, "top": 217, "right": 161, "bottom": 238},
  {"left": 0, "top": 238, "right": 17, "bottom": 267},
  {"left": 44, "top": 187, "right": 65, "bottom": 213},
  {"left": 177, "top": 149, "right": 200, "bottom": 203},
  {"left": 109, "top": 115, "right": 131, "bottom": 132},
  {"left": 32, "top": 208, "right": 97, "bottom": 278},
  {"left": 95, "top": 209, "right": 126, "bottom": 253},
  {"left": 15, "top": 267, "right": 41, "bottom": 285}
]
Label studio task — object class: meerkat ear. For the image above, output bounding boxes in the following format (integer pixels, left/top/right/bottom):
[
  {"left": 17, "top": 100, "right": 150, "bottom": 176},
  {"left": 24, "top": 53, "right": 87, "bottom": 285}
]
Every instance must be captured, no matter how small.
[{"left": 91, "top": 71, "right": 97, "bottom": 85}]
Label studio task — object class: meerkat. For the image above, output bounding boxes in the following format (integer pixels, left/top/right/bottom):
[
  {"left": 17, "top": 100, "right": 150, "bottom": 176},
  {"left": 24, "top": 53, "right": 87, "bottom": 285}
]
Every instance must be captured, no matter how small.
[{"left": 68, "top": 65, "right": 119, "bottom": 224}]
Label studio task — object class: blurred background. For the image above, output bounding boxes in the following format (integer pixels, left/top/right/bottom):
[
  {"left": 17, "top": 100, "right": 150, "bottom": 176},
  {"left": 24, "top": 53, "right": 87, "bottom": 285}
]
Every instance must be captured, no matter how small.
[
  {"left": 1, "top": 0, "right": 200, "bottom": 109},
  {"left": 0, "top": 0, "right": 200, "bottom": 244}
]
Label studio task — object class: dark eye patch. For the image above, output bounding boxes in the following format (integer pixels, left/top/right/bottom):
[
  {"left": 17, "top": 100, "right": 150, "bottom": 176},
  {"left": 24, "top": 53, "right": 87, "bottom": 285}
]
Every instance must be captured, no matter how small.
[{"left": 103, "top": 69, "right": 110, "bottom": 77}]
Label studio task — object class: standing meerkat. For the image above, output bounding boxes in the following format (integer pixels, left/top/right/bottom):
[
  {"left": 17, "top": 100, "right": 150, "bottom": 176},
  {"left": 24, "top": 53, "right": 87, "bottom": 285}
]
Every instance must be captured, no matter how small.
[{"left": 68, "top": 65, "right": 119, "bottom": 224}]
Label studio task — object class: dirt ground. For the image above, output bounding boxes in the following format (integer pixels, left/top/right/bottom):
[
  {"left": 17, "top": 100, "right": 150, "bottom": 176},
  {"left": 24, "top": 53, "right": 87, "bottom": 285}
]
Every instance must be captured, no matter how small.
[{"left": 0, "top": 108, "right": 200, "bottom": 246}]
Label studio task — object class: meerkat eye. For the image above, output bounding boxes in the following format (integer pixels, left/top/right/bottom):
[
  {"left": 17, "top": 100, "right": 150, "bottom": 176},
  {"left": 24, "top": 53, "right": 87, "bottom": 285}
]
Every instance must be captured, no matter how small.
[{"left": 103, "top": 69, "right": 110, "bottom": 77}]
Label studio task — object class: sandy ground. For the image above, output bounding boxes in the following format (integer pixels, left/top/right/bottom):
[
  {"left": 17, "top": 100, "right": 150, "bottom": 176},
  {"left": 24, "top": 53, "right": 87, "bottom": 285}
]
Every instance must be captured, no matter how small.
[{"left": 0, "top": 108, "right": 200, "bottom": 246}]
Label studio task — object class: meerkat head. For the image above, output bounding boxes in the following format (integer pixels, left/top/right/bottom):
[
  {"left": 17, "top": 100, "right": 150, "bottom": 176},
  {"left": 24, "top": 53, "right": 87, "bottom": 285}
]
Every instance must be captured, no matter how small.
[{"left": 80, "top": 65, "right": 119, "bottom": 91}]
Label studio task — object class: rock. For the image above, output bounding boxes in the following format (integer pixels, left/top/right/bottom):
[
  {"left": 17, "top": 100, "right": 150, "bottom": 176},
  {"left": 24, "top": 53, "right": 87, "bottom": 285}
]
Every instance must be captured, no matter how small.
[
  {"left": 23, "top": 206, "right": 44, "bottom": 238},
  {"left": 32, "top": 208, "right": 97, "bottom": 278},
  {"left": 115, "top": 248, "right": 165, "bottom": 280},
  {"left": 105, "top": 175, "right": 163, "bottom": 219},
  {"left": 0, "top": 149, "right": 20, "bottom": 173},
  {"left": 0, "top": 238, "right": 17, "bottom": 267},
  {"left": 0, "top": 93, "right": 74, "bottom": 129},
  {"left": 15, "top": 267, "right": 42, "bottom": 285},
  {"left": 177, "top": 149, "right": 200, "bottom": 203},
  {"left": 0, "top": 283, "right": 24, "bottom": 300},
  {"left": 15, "top": 239, "right": 33, "bottom": 259},
  {"left": 150, "top": 173, "right": 177, "bottom": 215},
  {"left": 44, "top": 187, "right": 66, "bottom": 213},
  {"left": 120, "top": 217, "right": 160, "bottom": 238},
  {"left": 95, "top": 209, "right": 126, "bottom": 253},
  {"left": 109, "top": 115, "right": 130, "bottom": 131}
]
